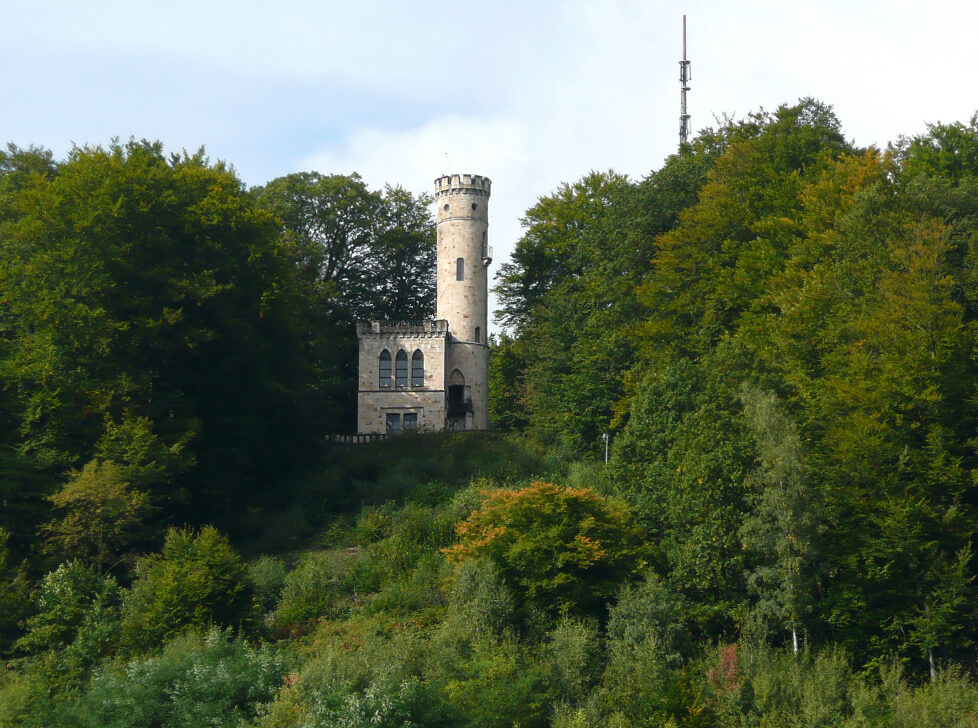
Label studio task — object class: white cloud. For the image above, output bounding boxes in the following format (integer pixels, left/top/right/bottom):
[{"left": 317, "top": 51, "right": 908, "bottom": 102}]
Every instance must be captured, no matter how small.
[{"left": 300, "top": 115, "right": 529, "bottom": 197}]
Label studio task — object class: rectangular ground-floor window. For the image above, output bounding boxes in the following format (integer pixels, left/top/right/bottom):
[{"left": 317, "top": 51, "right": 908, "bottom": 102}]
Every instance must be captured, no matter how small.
[
  {"left": 386, "top": 413, "right": 401, "bottom": 434},
  {"left": 403, "top": 412, "right": 418, "bottom": 430}
]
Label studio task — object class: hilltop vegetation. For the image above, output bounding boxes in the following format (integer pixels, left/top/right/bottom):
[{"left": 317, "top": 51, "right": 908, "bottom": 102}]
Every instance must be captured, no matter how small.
[{"left": 4, "top": 100, "right": 978, "bottom": 726}]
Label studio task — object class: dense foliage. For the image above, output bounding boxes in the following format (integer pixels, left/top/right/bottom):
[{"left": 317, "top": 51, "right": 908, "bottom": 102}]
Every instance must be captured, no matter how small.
[
  {"left": 493, "top": 101, "right": 978, "bottom": 676},
  {"left": 5, "top": 103, "right": 978, "bottom": 726},
  {"left": 0, "top": 140, "right": 435, "bottom": 544}
]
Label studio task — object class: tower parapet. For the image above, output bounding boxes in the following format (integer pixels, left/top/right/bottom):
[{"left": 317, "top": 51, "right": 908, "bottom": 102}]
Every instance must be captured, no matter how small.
[{"left": 434, "top": 174, "right": 491, "bottom": 198}]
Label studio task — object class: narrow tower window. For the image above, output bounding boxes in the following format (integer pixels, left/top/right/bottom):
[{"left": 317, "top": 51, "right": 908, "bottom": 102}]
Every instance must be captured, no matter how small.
[
  {"left": 379, "top": 350, "right": 392, "bottom": 388},
  {"left": 456, "top": 257, "right": 464, "bottom": 281},
  {"left": 411, "top": 350, "right": 424, "bottom": 387},
  {"left": 474, "top": 327, "right": 481, "bottom": 343},
  {"left": 395, "top": 350, "right": 408, "bottom": 387}
]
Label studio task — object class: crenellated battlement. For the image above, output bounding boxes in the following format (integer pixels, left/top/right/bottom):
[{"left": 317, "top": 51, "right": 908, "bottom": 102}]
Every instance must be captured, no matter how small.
[
  {"left": 434, "top": 174, "right": 491, "bottom": 198},
  {"left": 356, "top": 319, "right": 450, "bottom": 337}
]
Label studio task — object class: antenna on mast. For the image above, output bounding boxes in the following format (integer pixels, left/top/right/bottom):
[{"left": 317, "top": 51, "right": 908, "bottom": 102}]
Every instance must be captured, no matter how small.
[{"left": 679, "top": 14, "right": 691, "bottom": 147}]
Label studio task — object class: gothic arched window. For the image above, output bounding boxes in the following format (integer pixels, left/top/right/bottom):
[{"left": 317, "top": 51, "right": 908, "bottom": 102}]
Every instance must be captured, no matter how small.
[
  {"left": 411, "top": 350, "right": 424, "bottom": 387},
  {"left": 395, "top": 350, "right": 408, "bottom": 387},
  {"left": 456, "top": 257, "right": 464, "bottom": 281},
  {"left": 379, "top": 350, "right": 392, "bottom": 388}
]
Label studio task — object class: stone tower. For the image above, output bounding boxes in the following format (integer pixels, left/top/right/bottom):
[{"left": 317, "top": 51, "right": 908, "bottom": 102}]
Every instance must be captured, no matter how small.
[
  {"left": 354, "top": 173, "right": 492, "bottom": 435},
  {"left": 435, "top": 173, "right": 491, "bottom": 430}
]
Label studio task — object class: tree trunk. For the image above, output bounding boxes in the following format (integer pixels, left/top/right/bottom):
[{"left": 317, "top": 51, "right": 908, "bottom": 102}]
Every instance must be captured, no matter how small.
[
  {"left": 792, "top": 627, "right": 799, "bottom": 655},
  {"left": 929, "top": 646, "right": 936, "bottom": 682}
]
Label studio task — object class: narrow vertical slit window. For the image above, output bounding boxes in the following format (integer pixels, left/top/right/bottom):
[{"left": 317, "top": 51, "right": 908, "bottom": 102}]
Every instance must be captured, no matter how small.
[
  {"left": 411, "top": 350, "right": 424, "bottom": 387},
  {"left": 395, "top": 350, "right": 408, "bottom": 387},
  {"left": 456, "top": 257, "right": 464, "bottom": 281},
  {"left": 475, "top": 327, "right": 481, "bottom": 343},
  {"left": 379, "top": 350, "right": 392, "bottom": 388}
]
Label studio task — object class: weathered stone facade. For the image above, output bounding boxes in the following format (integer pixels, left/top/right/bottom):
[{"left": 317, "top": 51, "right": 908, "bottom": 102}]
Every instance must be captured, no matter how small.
[
  {"left": 356, "top": 174, "right": 492, "bottom": 434},
  {"left": 356, "top": 321, "right": 449, "bottom": 434}
]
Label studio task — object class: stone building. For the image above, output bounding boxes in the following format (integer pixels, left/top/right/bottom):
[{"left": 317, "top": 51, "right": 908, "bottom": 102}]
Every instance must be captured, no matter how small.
[{"left": 356, "top": 173, "right": 492, "bottom": 434}]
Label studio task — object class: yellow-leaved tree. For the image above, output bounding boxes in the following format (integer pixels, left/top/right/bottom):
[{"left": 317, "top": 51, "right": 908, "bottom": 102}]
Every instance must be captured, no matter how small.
[
  {"left": 42, "top": 459, "right": 151, "bottom": 573},
  {"left": 444, "top": 482, "right": 648, "bottom": 619}
]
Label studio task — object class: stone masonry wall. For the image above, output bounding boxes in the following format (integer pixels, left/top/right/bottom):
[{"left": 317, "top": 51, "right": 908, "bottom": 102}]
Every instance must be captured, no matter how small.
[
  {"left": 435, "top": 174, "right": 490, "bottom": 344},
  {"left": 356, "top": 322, "right": 449, "bottom": 434},
  {"left": 446, "top": 340, "right": 489, "bottom": 431}
]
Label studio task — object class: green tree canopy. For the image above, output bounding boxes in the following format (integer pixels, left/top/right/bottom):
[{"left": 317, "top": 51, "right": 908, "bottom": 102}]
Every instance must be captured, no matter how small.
[
  {"left": 0, "top": 140, "right": 347, "bottom": 520},
  {"left": 444, "top": 482, "right": 647, "bottom": 620},
  {"left": 254, "top": 172, "right": 436, "bottom": 322},
  {"left": 41, "top": 459, "right": 152, "bottom": 573},
  {"left": 120, "top": 526, "right": 251, "bottom": 651}
]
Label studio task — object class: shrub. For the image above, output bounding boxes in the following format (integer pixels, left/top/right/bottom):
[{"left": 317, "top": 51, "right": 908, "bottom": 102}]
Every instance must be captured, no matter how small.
[
  {"left": 443, "top": 482, "right": 648, "bottom": 619},
  {"left": 120, "top": 526, "right": 252, "bottom": 651},
  {"left": 299, "top": 677, "right": 454, "bottom": 728},
  {"left": 445, "top": 557, "right": 516, "bottom": 637},
  {"left": 355, "top": 504, "right": 396, "bottom": 545},
  {"left": 0, "top": 529, "right": 30, "bottom": 657},
  {"left": 887, "top": 667, "right": 978, "bottom": 727},
  {"left": 845, "top": 661, "right": 978, "bottom": 728},
  {"left": 272, "top": 549, "right": 358, "bottom": 629},
  {"left": 0, "top": 666, "right": 50, "bottom": 728},
  {"left": 437, "top": 635, "right": 550, "bottom": 728},
  {"left": 350, "top": 535, "right": 425, "bottom": 593},
  {"left": 706, "top": 643, "right": 853, "bottom": 727},
  {"left": 541, "top": 617, "right": 601, "bottom": 706},
  {"left": 68, "top": 629, "right": 287, "bottom": 728},
  {"left": 365, "top": 552, "right": 449, "bottom": 616},
  {"left": 607, "top": 572, "right": 691, "bottom": 668},
  {"left": 408, "top": 479, "right": 453, "bottom": 507},
  {"left": 13, "top": 561, "right": 121, "bottom": 694},
  {"left": 318, "top": 514, "right": 357, "bottom": 548},
  {"left": 389, "top": 503, "right": 444, "bottom": 548},
  {"left": 597, "top": 622, "right": 673, "bottom": 726},
  {"left": 15, "top": 560, "right": 119, "bottom": 658},
  {"left": 255, "top": 616, "right": 437, "bottom": 728},
  {"left": 249, "top": 555, "right": 287, "bottom": 613}
]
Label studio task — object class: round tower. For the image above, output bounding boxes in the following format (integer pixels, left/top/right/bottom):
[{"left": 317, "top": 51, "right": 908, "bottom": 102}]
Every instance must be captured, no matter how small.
[{"left": 435, "top": 173, "right": 491, "bottom": 430}]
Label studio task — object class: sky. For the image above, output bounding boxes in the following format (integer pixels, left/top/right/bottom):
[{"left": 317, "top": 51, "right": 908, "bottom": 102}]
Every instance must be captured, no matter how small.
[{"left": 4, "top": 0, "right": 978, "bottom": 326}]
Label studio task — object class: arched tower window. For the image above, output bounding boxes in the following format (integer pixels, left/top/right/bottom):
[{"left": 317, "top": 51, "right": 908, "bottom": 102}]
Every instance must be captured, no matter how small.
[
  {"left": 379, "top": 350, "right": 392, "bottom": 388},
  {"left": 395, "top": 350, "right": 408, "bottom": 387},
  {"left": 456, "top": 257, "right": 464, "bottom": 281},
  {"left": 411, "top": 350, "right": 424, "bottom": 387},
  {"left": 475, "top": 327, "right": 481, "bottom": 343}
]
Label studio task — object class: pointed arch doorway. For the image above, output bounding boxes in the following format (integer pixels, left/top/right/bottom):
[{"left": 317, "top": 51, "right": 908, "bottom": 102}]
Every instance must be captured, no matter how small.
[{"left": 447, "top": 368, "right": 470, "bottom": 430}]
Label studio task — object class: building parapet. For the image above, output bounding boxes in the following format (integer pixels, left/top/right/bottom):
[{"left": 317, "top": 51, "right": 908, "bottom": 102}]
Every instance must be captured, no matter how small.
[
  {"left": 434, "top": 174, "right": 491, "bottom": 198},
  {"left": 356, "top": 319, "right": 450, "bottom": 337}
]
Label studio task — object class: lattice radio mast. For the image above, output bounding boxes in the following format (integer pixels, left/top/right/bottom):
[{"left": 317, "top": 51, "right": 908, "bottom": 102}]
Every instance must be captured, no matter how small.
[{"left": 679, "top": 14, "right": 691, "bottom": 146}]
